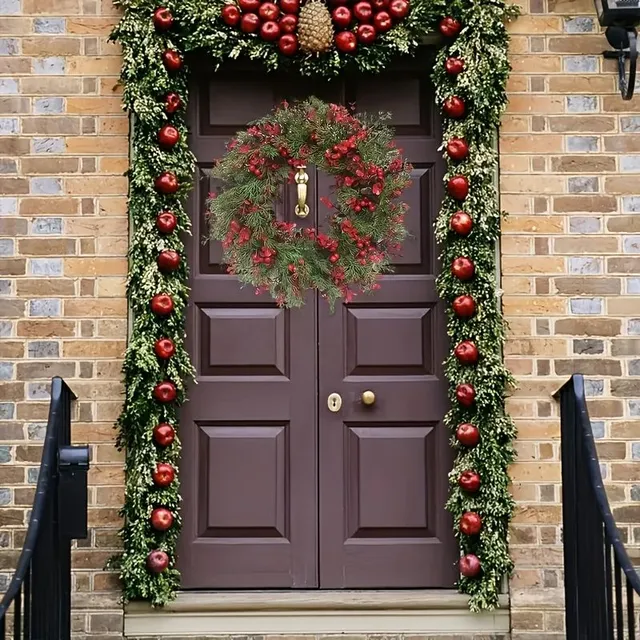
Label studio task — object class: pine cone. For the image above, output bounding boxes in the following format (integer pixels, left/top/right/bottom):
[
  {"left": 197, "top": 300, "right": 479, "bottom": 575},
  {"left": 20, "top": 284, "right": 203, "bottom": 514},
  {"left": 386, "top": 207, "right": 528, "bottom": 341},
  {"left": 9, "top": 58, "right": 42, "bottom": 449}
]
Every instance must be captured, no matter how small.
[{"left": 297, "top": 0, "right": 334, "bottom": 55}]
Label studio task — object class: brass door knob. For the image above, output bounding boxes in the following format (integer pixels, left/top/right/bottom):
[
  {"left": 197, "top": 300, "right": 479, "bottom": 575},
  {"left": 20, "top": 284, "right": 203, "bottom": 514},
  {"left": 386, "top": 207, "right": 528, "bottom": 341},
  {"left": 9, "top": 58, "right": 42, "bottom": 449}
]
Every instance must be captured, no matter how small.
[{"left": 361, "top": 390, "right": 376, "bottom": 406}]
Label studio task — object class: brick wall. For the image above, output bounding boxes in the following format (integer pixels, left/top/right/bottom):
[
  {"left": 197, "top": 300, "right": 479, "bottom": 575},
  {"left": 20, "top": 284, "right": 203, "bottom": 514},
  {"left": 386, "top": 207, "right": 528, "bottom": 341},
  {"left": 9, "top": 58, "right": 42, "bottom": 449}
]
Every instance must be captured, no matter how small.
[
  {"left": 502, "top": 0, "right": 640, "bottom": 637},
  {"left": 1, "top": 0, "right": 640, "bottom": 637},
  {"left": 0, "top": 0, "right": 127, "bottom": 635}
]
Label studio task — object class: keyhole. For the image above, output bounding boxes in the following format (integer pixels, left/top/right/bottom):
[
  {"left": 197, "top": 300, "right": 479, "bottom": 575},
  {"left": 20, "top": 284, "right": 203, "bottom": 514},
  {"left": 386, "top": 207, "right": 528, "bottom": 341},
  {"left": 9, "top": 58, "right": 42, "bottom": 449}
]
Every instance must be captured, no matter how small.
[{"left": 327, "top": 392, "right": 342, "bottom": 413}]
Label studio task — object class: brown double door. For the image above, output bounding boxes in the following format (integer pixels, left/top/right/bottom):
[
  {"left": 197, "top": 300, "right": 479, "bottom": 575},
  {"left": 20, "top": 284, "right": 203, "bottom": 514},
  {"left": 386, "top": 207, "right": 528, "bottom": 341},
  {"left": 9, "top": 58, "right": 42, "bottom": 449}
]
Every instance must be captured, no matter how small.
[{"left": 178, "top": 56, "right": 457, "bottom": 590}]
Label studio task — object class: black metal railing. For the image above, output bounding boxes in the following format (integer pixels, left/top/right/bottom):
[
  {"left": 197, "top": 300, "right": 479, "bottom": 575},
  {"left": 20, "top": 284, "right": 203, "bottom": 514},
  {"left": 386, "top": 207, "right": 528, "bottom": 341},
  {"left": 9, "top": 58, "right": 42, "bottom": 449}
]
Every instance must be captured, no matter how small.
[
  {"left": 557, "top": 373, "right": 640, "bottom": 640},
  {"left": 0, "top": 377, "right": 89, "bottom": 640}
]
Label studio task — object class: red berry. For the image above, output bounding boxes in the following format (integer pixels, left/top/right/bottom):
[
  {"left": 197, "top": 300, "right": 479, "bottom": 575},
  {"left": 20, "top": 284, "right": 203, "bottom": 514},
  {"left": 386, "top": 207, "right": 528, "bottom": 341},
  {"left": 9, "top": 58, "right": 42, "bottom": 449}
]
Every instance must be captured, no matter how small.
[
  {"left": 373, "top": 10, "right": 392, "bottom": 31},
  {"left": 259, "top": 2, "right": 280, "bottom": 20},
  {"left": 279, "top": 14, "right": 297, "bottom": 32},
  {"left": 332, "top": 5, "right": 352, "bottom": 27},
  {"left": 240, "top": 12, "right": 260, "bottom": 32},
  {"left": 260, "top": 20, "right": 281, "bottom": 40},
  {"left": 278, "top": 33, "right": 298, "bottom": 55},
  {"left": 221, "top": 4, "right": 241, "bottom": 25},
  {"left": 356, "top": 23, "right": 376, "bottom": 44},
  {"left": 335, "top": 30, "right": 357, "bottom": 52}
]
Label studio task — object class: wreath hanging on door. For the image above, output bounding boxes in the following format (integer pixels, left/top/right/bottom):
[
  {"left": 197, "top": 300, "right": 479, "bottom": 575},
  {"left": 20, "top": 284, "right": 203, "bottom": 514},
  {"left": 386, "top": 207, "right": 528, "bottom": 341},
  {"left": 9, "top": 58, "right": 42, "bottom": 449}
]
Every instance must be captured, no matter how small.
[{"left": 208, "top": 98, "right": 411, "bottom": 308}]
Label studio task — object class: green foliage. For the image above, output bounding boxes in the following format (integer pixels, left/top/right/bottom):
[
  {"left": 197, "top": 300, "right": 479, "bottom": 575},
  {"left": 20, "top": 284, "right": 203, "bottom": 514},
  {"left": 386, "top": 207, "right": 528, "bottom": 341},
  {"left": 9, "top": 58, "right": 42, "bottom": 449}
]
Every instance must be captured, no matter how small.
[{"left": 111, "top": 0, "right": 517, "bottom": 610}]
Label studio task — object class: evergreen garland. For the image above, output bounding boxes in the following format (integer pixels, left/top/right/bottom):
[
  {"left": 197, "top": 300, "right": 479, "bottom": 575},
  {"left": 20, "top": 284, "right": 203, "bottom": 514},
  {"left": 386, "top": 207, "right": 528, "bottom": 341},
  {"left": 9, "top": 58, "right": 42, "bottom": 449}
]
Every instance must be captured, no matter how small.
[{"left": 111, "top": 0, "right": 517, "bottom": 610}]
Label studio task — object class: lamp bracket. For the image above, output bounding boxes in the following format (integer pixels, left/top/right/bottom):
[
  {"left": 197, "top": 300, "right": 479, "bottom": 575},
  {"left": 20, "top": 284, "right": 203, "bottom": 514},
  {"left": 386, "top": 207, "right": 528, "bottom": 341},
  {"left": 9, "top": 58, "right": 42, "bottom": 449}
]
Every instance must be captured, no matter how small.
[{"left": 602, "top": 26, "right": 638, "bottom": 101}]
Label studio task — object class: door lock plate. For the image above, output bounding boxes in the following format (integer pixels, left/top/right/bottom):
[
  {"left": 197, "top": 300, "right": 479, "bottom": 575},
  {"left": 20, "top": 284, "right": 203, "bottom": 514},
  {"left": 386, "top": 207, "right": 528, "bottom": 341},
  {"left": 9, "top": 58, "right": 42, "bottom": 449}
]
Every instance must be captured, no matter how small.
[{"left": 327, "top": 392, "right": 342, "bottom": 413}]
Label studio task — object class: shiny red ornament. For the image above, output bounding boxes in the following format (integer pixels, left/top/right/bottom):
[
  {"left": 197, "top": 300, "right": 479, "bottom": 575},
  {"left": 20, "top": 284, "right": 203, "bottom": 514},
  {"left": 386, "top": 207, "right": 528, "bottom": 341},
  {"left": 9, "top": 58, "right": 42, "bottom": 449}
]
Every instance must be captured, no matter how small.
[
  {"left": 156, "top": 211, "right": 177, "bottom": 234},
  {"left": 280, "top": 0, "right": 299, "bottom": 12},
  {"left": 450, "top": 211, "right": 473, "bottom": 236},
  {"left": 459, "top": 553, "right": 481, "bottom": 578},
  {"left": 373, "top": 10, "right": 392, "bottom": 31},
  {"left": 146, "top": 550, "right": 169, "bottom": 573},
  {"left": 388, "top": 0, "right": 409, "bottom": 19},
  {"left": 451, "top": 256, "right": 475, "bottom": 281},
  {"left": 164, "top": 92, "right": 183, "bottom": 114},
  {"left": 439, "top": 16, "right": 461, "bottom": 38},
  {"left": 335, "top": 30, "right": 357, "bottom": 52},
  {"left": 445, "top": 56, "right": 465, "bottom": 75},
  {"left": 356, "top": 23, "right": 376, "bottom": 44},
  {"left": 260, "top": 20, "right": 281, "bottom": 40},
  {"left": 372, "top": 0, "right": 388, "bottom": 8},
  {"left": 443, "top": 96, "right": 466, "bottom": 119},
  {"left": 154, "top": 337, "right": 176, "bottom": 360},
  {"left": 221, "top": 4, "right": 241, "bottom": 26},
  {"left": 454, "top": 340, "right": 479, "bottom": 365},
  {"left": 458, "top": 470, "right": 481, "bottom": 493},
  {"left": 153, "top": 422, "right": 176, "bottom": 447},
  {"left": 151, "top": 507, "right": 174, "bottom": 531},
  {"left": 279, "top": 14, "right": 298, "bottom": 33},
  {"left": 278, "top": 33, "right": 298, "bottom": 54},
  {"left": 238, "top": 0, "right": 260, "bottom": 10},
  {"left": 157, "top": 249, "right": 180, "bottom": 272},
  {"left": 447, "top": 137, "right": 469, "bottom": 161},
  {"left": 456, "top": 422, "right": 480, "bottom": 447},
  {"left": 153, "top": 381, "right": 177, "bottom": 403},
  {"left": 452, "top": 294, "right": 476, "bottom": 319},
  {"left": 150, "top": 293, "right": 174, "bottom": 317},
  {"left": 240, "top": 12, "right": 260, "bottom": 32},
  {"left": 152, "top": 462, "right": 175, "bottom": 487},
  {"left": 332, "top": 5, "right": 352, "bottom": 27},
  {"left": 456, "top": 383, "right": 476, "bottom": 407},
  {"left": 153, "top": 7, "right": 173, "bottom": 31},
  {"left": 460, "top": 512, "right": 482, "bottom": 536},
  {"left": 259, "top": 2, "right": 280, "bottom": 20},
  {"left": 353, "top": 1, "right": 372, "bottom": 21},
  {"left": 158, "top": 124, "right": 180, "bottom": 149},
  {"left": 154, "top": 171, "right": 179, "bottom": 195},
  {"left": 447, "top": 175, "right": 469, "bottom": 201},
  {"left": 161, "top": 49, "right": 183, "bottom": 72}
]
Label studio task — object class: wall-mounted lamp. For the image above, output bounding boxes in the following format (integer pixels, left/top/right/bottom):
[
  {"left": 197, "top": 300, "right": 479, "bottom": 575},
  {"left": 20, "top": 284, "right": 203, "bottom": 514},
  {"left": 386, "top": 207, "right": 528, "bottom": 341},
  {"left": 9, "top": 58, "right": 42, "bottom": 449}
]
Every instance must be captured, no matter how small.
[{"left": 594, "top": 0, "right": 639, "bottom": 100}]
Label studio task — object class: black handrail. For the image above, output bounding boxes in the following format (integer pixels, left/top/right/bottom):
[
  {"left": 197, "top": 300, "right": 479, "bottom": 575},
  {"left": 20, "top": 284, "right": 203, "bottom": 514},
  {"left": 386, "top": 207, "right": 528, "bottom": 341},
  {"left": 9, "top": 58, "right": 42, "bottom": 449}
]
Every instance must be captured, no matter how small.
[
  {"left": 557, "top": 373, "right": 640, "bottom": 640},
  {"left": 0, "top": 377, "right": 88, "bottom": 640}
]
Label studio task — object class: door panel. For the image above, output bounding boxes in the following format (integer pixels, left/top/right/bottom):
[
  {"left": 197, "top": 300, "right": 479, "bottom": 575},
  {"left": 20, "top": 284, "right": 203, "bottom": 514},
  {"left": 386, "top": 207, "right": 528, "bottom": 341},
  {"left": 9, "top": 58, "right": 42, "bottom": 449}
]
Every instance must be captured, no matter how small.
[{"left": 179, "top": 56, "right": 457, "bottom": 590}]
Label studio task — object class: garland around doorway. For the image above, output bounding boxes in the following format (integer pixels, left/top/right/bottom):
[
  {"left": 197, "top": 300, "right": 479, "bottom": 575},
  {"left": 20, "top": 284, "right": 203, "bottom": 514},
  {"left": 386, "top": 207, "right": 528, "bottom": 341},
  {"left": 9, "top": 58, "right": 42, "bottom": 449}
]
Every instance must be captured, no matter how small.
[{"left": 111, "top": 0, "right": 518, "bottom": 611}]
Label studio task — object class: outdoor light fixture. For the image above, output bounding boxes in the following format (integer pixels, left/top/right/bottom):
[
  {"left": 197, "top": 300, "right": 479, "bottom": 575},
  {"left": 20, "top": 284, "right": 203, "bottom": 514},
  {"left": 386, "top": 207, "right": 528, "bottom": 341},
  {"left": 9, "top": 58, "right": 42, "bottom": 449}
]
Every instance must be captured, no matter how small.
[{"left": 594, "top": 0, "right": 640, "bottom": 100}]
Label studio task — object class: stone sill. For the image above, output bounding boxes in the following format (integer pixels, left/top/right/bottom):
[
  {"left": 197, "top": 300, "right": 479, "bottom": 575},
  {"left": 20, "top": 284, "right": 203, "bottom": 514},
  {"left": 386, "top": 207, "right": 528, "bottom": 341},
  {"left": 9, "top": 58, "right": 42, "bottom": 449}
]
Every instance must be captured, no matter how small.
[{"left": 125, "top": 590, "right": 510, "bottom": 637}]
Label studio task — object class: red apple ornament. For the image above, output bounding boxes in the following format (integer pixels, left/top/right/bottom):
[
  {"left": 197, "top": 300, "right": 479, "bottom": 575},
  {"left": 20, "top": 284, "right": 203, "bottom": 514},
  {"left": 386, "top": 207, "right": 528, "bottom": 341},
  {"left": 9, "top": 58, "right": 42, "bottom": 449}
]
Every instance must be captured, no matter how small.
[
  {"left": 280, "top": 14, "right": 298, "bottom": 33},
  {"left": 157, "top": 249, "right": 180, "bottom": 272},
  {"left": 443, "top": 96, "right": 466, "bottom": 119},
  {"left": 353, "top": 1, "right": 372, "bottom": 21},
  {"left": 356, "top": 23, "right": 376, "bottom": 44},
  {"left": 451, "top": 256, "right": 475, "bottom": 281},
  {"left": 156, "top": 211, "right": 178, "bottom": 234},
  {"left": 260, "top": 20, "right": 281, "bottom": 40},
  {"left": 238, "top": 0, "right": 260, "bottom": 10},
  {"left": 447, "top": 176, "right": 469, "bottom": 201},
  {"left": 460, "top": 512, "right": 482, "bottom": 536},
  {"left": 335, "top": 30, "right": 357, "bottom": 52},
  {"left": 456, "top": 383, "right": 476, "bottom": 407},
  {"left": 371, "top": 0, "right": 388, "bottom": 8},
  {"left": 150, "top": 293, "right": 174, "bottom": 317},
  {"left": 146, "top": 550, "right": 169, "bottom": 573},
  {"left": 459, "top": 553, "right": 481, "bottom": 578},
  {"left": 458, "top": 470, "right": 481, "bottom": 493},
  {"left": 439, "top": 16, "right": 462, "bottom": 38},
  {"left": 373, "top": 10, "right": 392, "bottom": 31},
  {"left": 280, "top": 0, "right": 299, "bottom": 12},
  {"left": 388, "top": 0, "right": 409, "bottom": 19},
  {"left": 221, "top": 4, "right": 241, "bottom": 26},
  {"left": 445, "top": 56, "right": 465, "bottom": 75},
  {"left": 158, "top": 124, "right": 180, "bottom": 149},
  {"left": 164, "top": 92, "right": 183, "bottom": 114},
  {"left": 278, "top": 33, "right": 298, "bottom": 54},
  {"left": 454, "top": 340, "right": 479, "bottom": 365},
  {"left": 259, "top": 2, "right": 280, "bottom": 20},
  {"left": 153, "top": 423, "right": 176, "bottom": 447},
  {"left": 153, "top": 381, "right": 177, "bottom": 403},
  {"left": 241, "top": 12, "right": 260, "bottom": 32},
  {"left": 447, "top": 137, "right": 469, "bottom": 161},
  {"left": 450, "top": 211, "right": 473, "bottom": 236},
  {"left": 154, "top": 337, "right": 176, "bottom": 360},
  {"left": 153, "top": 7, "right": 174, "bottom": 31},
  {"left": 332, "top": 5, "right": 352, "bottom": 27},
  {"left": 152, "top": 462, "right": 175, "bottom": 487},
  {"left": 161, "top": 49, "right": 183, "bottom": 72},
  {"left": 151, "top": 507, "right": 174, "bottom": 531},
  {"left": 154, "top": 171, "right": 179, "bottom": 195},
  {"left": 452, "top": 294, "right": 476, "bottom": 319},
  {"left": 456, "top": 422, "right": 480, "bottom": 447}
]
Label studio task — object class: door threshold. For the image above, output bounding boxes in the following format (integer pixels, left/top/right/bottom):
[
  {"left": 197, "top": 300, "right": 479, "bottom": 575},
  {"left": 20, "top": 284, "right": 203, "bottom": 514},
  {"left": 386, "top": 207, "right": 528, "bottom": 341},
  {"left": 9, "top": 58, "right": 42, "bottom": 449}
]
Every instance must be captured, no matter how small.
[{"left": 124, "top": 590, "right": 510, "bottom": 637}]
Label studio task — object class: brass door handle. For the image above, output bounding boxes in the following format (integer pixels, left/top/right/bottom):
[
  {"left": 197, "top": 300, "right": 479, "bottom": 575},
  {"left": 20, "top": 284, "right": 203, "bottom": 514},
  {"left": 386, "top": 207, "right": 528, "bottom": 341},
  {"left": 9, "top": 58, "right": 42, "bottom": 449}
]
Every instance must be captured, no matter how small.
[
  {"left": 361, "top": 390, "right": 376, "bottom": 406},
  {"left": 294, "top": 165, "right": 309, "bottom": 218}
]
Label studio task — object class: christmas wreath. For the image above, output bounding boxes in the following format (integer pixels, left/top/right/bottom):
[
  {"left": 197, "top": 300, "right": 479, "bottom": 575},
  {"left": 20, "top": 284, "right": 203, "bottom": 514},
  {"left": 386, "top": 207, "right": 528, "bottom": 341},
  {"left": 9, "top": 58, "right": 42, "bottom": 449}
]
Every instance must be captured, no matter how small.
[{"left": 208, "top": 98, "right": 411, "bottom": 308}]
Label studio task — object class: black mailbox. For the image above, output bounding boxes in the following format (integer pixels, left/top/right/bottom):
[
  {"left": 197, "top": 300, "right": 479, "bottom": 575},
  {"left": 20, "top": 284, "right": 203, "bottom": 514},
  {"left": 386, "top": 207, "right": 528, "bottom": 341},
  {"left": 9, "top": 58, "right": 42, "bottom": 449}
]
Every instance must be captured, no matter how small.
[{"left": 58, "top": 445, "right": 90, "bottom": 539}]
